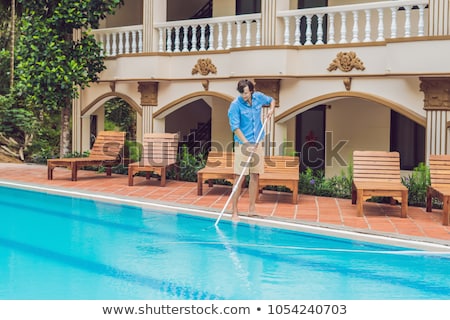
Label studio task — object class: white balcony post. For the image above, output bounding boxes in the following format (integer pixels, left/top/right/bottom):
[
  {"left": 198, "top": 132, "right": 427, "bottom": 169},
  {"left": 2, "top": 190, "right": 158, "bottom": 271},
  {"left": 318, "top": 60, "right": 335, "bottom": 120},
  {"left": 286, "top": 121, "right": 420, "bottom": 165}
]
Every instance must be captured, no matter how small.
[
  {"left": 166, "top": 28, "right": 172, "bottom": 52},
  {"left": 305, "top": 15, "right": 313, "bottom": 45},
  {"left": 158, "top": 27, "right": 164, "bottom": 52},
  {"left": 256, "top": 19, "right": 261, "bottom": 46},
  {"left": 284, "top": 16, "right": 291, "bottom": 45},
  {"left": 182, "top": 25, "right": 189, "bottom": 52},
  {"left": 245, "top": 20, "right": 252, "bottom": 46},
  {"left": 111, "top": 33, "right": 117, "bottom": 56},
  {"left": 118, "top": 32, "right": 124, "bottom": 55},
  {"left": 174, "top": 26, "right": 181, "bottom": 52},
  {"left": 129, "top": 30, "right": 135, "bottom": 53},
  {"left": 364, "top": 9, "right": 371, "bottom": 42},
  {"left": 418, "top": 4, "right": 425, "bottom": 36},
  {"left": 390, "top": 7, "right": 398, "bottom": 39},
  {"left": 351, "top": 10, "right": 359, "bottom": 43},
  {"left": 376, "top": 8, "right": 385, "bottom": 41},
  {"left": 339, "top": 11, "right": 347, "bottom": 44},
  {"left": 226, "top": 21, "right": 232, "bottom": 49},
  {"left": 199, "top": 24, "right": 206, "bottom": 51},
  {"left": 328, "top": 13, "right": 335, "bottom": 44},
  {"left": 404, "top": 6, "right": 412, "bottom": 37},
  {"left": 236, "top": 20, "right": 242, "bottom": 48},
  {"left": 217, "top": 22, "right": 224, "bottom": 50},
  {"left": 130, "top": 31, "right": 136, "bottom": 53},
  {"left": 316, "top": 14, "right": 324, "bottom": 45},
  {"left": 208, "top": 24, "right": 214, "bottom": 50},
  {"left": 138, "top": 30, "right": 143, "bottom": 53},
  {"left": 191, "top": 25, "right": 198, "bottom": 51}
]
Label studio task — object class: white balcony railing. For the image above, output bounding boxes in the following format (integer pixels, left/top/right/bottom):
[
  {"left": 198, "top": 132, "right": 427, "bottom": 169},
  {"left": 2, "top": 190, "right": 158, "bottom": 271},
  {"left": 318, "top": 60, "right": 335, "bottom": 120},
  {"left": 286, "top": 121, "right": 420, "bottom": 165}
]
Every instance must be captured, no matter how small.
[
  {"left": 154, "top": 13, "right": 261, "bottom": 53},
  {"left": 91, "top": 25, "right": 143, "bottom": 57},
  {"left": 92, "top": 0, "right": 428, "bottom": 56},
  {"left": 278, "top": 0, "right": 428, "bottom": 45}
]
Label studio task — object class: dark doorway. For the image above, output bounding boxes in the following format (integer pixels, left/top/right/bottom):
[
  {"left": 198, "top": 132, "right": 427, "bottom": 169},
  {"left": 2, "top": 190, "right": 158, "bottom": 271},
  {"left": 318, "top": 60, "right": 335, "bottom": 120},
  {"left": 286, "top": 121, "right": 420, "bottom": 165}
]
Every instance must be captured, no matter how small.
[
  {"left": 296, "top": 105, "right": 326, "bottom": 171},
  {"left": 390, "top": 111, "right": 425, "bottom": 170}
]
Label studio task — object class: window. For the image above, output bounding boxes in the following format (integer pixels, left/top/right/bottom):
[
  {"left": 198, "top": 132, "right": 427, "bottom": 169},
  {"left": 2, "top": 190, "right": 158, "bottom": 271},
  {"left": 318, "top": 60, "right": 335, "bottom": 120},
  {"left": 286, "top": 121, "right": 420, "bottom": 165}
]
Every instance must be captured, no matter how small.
[
  {"left": 390, "top": 111, "right": 425, "bottom": 170},
  {"left": 236, "top": 0, "right": 260, "bottom": 15}
]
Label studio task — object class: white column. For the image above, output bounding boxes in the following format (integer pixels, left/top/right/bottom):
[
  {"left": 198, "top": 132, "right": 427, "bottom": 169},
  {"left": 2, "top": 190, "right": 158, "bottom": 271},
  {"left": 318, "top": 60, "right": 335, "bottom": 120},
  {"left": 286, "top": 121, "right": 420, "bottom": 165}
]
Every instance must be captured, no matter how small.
[
  {"left": 426, "top": 110, "right": 448, "bottom": 157},
  {"left": 142, "top": 105, "right": 153, "bottom": 134},
  {"left": 144, "top": 0, "right": 167, "bottom": 53},
  {"left": 262, "top": 0, "right": 289, "bottom": 46},
  {"left": 428, "top": 0, "right": 450, "bottom": 36},
  {"left": 421, "top": 78, "right": 450, "bottom": 158}
]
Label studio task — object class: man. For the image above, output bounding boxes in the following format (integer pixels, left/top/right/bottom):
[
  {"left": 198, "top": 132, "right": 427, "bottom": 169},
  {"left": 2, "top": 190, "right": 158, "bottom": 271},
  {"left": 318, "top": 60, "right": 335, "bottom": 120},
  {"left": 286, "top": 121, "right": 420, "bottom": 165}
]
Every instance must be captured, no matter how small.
[{"left": 228, "top": 79, "right": 275, "bottom": 221}]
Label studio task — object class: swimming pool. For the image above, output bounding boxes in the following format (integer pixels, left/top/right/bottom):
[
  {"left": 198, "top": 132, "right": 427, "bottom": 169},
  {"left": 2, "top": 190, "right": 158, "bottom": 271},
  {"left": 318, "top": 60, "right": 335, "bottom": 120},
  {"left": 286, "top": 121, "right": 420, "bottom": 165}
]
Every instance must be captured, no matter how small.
[{"left": 1, "top": 184, "right": 449, "bottom": 300}]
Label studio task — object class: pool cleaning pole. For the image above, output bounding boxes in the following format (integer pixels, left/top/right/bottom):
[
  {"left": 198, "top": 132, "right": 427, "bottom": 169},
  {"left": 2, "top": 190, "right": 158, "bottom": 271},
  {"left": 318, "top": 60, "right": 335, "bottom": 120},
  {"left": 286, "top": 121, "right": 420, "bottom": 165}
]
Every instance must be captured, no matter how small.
[{"left": 214, "top": 116, "right": 269, "bottom": 227}]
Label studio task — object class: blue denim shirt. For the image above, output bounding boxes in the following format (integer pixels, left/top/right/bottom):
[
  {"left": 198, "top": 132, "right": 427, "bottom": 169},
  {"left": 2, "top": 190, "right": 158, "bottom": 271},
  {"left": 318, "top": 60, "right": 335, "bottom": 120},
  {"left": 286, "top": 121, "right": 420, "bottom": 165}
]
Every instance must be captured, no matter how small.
[{"left": 228, "top": 91, "right": 273, "bottom": 144}]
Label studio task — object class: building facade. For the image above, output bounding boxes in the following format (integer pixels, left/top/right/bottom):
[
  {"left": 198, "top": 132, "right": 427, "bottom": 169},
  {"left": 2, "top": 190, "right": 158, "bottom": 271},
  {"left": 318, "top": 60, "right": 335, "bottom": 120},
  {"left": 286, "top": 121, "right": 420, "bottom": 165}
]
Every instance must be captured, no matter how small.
[{"left": 75, "top": 0, "right": 450, "bottom": 177}]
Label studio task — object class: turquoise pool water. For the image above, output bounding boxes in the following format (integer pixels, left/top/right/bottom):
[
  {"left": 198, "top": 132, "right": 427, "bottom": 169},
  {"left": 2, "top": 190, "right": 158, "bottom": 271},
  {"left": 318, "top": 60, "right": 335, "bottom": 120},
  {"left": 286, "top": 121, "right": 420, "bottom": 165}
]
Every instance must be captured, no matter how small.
[{"left": 1, "top": 185, "right": 449, "bottom": 300}]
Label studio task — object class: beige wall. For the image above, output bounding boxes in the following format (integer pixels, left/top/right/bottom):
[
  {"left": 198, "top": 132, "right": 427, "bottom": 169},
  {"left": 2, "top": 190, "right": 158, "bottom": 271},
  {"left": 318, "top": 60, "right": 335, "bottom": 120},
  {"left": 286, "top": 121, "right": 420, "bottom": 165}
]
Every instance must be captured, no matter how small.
[
  {"left": 326, "top": 98, "right": 390, "bottom": 177},
  {"left": 329, "top": 0, "right": 378, "bottom": 5},
  {"left": 165, "top": 99, "right": 211, "bottom": 138},
  {"left": 103, "top": 0, "right": 143, "bottom": 27},
  {"left": 210, "top": 97, "right": 233, "bottom": 149},
  {"left": 213, "top": 0, "right": 235, "bottom": 16}
]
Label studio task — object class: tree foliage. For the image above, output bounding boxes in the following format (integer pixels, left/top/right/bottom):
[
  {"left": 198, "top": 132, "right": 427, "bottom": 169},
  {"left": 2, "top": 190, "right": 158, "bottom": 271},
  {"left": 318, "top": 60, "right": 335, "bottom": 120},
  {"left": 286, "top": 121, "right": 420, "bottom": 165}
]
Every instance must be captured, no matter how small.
[
  {"left": 14, "top": 0, "right": 123, "bottom": 112},
  {"left": 104, "top": 98, "right": 137, "bottom": 140}
]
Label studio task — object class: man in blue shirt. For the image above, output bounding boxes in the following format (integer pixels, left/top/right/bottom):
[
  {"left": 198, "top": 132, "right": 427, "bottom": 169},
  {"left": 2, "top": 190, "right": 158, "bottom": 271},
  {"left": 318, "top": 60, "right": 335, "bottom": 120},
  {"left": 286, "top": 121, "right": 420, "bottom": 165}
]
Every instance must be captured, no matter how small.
[{"left": 228, "top": 79, "right": 275, "bottom": 221}]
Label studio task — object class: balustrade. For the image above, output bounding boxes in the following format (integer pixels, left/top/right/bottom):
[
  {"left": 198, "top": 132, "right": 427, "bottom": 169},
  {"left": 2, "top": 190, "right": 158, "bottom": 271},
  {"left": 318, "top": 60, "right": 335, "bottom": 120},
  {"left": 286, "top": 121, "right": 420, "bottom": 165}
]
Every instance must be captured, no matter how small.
[{"left": 91, "top": 0, "right": 428, "bottom": 56}]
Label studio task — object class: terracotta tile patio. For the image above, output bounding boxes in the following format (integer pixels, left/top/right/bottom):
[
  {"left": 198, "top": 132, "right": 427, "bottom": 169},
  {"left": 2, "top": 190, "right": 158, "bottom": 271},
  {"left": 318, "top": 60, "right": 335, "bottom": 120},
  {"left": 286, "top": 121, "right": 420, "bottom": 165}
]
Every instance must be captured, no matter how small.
[{"left": 0, "top": 163, "right": 449, "bottom": 245}]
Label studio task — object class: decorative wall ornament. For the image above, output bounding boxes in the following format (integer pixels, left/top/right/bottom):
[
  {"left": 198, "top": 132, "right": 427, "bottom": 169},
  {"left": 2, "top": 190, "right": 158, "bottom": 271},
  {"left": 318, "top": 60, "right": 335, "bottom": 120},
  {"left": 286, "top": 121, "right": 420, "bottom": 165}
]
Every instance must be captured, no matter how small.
[
  {"left": 202, "top": 80, "right": 209, "bottom": 91},
  {"left": 420, "top": 77, "right": 450, "bottom": 110},
  {"left": 327, "top": 51, "right": 366, "bottom": 72},
  {"left": 191, "top": 58, "right": 217, "bottom": 76},
  {"left": 109, "top": 81, "right": 116, "bottom": 92},
  {"left": 254, "top": 79, "right": 280, "bottom": 107},
  {"left": 343, "top": 77, "right": 352, "bottom": 91},
  {"left": 138, "top": 82, "right": 158, "bottom": 106}
]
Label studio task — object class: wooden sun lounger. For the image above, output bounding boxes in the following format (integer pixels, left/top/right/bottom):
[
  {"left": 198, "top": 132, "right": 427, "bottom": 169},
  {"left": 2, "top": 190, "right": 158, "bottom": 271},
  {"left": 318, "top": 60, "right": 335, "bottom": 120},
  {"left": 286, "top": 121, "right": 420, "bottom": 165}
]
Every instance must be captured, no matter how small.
[
  {"left": 426, "top": 154, "right": 450, "bottom": 226},
  {"left": 47, "top": 131, "right": 126, "bottom": 181},
  {"left": 197, "top": 152, "right": 300, "bottom": 204},
  {"left": 197, "top": 151, "right": 235, "bottom": 195},
  {"left": 259, "top": 155, "right": 300, "bottom": 204},
  {"left": 128, "top": 133, "right": 179, "bottom": 187},
  {"left": 352, "top": 150, "right": 408, "bottom": 218}
]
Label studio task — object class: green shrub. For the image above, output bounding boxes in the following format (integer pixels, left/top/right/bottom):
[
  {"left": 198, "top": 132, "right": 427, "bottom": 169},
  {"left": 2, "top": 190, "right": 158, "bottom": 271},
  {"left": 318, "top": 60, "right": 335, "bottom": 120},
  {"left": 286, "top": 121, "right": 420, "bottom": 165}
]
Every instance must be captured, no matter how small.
[
  {"left": 298, "top": 167, "right": 352, "bottom": 198},
  {"left": 401, "top": 162, "right": 434, "bottom": 208},
  {"left": 167, "top": 145, "right": 206, "bottom": 182}
]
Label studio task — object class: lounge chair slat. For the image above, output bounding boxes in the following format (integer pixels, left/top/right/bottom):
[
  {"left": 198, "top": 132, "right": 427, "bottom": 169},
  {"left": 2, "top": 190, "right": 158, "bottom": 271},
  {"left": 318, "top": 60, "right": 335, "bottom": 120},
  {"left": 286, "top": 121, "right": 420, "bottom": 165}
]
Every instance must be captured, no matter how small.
[
  {"left": 352, "top": 150, "right": 408, "bottom": 218},
  {"left": 128, "top": 133, "right": 179, "bottom": 187},
  {"left": 47, "top": 131, "right": 126, "bottom": 181}
]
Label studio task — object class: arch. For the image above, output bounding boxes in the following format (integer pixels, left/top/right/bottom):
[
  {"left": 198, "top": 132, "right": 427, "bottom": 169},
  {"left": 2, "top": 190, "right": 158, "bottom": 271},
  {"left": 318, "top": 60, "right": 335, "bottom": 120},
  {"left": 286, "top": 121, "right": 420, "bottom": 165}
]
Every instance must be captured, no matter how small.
[
  {"left": 154, "top": 91, "right": 234, "bottom": 118},
  {"left": 275, "top": 91, "right": 426, "bottom": 127},
  {"left": 81, "top": 92, "right": 142, "bottom": 117}
]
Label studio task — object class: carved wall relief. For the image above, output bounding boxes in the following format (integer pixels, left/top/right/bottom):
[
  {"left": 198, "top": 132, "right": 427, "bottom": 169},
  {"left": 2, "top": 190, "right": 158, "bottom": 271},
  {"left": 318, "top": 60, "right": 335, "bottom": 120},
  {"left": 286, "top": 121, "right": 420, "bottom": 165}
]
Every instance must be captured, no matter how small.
[
  {"left": 254, "top": 79, "right": 280, "bottom": 107},
  {"left": 420, "top": 77, "right": 450, "bottom": 110},
  {"left": 138, "top": 82, "right": 158, "bottom": 106},
  {"left": 191, "top": 58, "right": 217, "bottom": 76},
  {"left": 327, "top": 51, "right": 365, "bottom": 72}
]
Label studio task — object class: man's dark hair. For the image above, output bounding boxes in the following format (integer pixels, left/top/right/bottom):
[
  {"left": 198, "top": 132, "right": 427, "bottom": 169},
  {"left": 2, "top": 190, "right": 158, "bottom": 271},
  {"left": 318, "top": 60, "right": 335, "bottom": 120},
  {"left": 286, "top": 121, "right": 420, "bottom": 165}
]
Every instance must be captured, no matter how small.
[{"left": 237, "top": 79, "right": 254, "bottom": 93}]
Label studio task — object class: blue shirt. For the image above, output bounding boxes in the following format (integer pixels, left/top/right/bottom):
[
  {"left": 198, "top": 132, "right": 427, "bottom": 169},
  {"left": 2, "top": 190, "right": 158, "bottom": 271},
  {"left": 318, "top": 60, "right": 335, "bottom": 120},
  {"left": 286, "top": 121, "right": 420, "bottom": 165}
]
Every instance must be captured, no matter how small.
[{"left": 228, "top": 91, "right": 273, "bottom": 144}]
